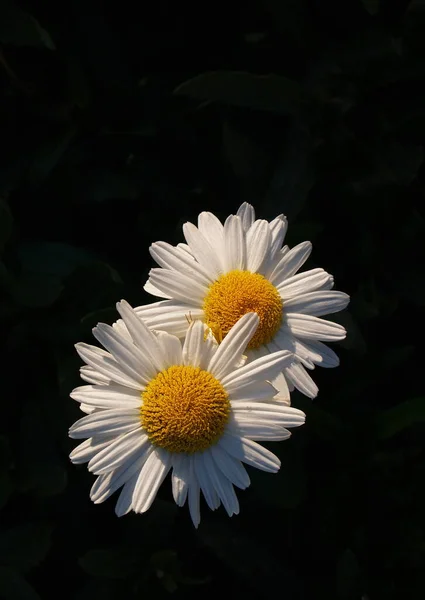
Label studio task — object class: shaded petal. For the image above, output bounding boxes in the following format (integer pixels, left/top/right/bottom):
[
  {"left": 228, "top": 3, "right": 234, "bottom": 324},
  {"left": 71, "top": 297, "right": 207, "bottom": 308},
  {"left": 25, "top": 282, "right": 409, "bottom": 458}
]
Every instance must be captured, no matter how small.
[
  {"left": 207, "top": 313, "right": 259, "bottom": 380},
  {"left": 150, "top": 242, "right": 213, "bottom": 287},
  {"left": 286, "top": 314, "right": 347, "bottom": 341},
  {"left": 69, "top": 409, "right": 141, "bottom": 439},
  {"left": 278, "top": 268, "right": 334, "bottom": 300},
  {"left": 221, "top": 350, "right": 292, "bottom": 393},
  {"left": 182, "top": 320, "right": 205, "bottom": 367},
  {"left": 80, "top": 366, "right": 111, "bottom": 385},
  {"left": 88, "top": 429, "right": 150, "bottom": 475},
  {"left": 91, "top": 450, "right": 151, "bottom": 504},
  {"left": 188, "top": 459, "right": 201, "bottom": 528},
  {"left": 75, "top": 343, "right": 142, "bottom": 389},
  {"left": 223, "top": 215, "right": 246, "bottom": 271},
  {"left": 69, "top": 437, "right": 114, "bottom": 465},
  {"left": 183, "top": 222, "right": 223, "bottom": 278},
  {"left": 229, "top": 380, "right": 277, "bottom": 402},
  {"left": 156, "top": 331, "right": 183, "bottom": 367},
  {"left": 144, "top": 280, "right": 172, "bottom": 299},
  {"left": 269, "top": 241, "right": 312, "bottom": 286},
  {"left": 135, "top": 301, "right": 203, "bottom": 338},
  {"left": 210, "top": 444, "right": 250, "bottom": 489},
  {"left": 299, "top": 339, "right": 340, "bottom": 368},
  {"left": 237, "top": 202, "right": 255, "bottom": 231},
  {"left": 284, "top": 291, "right": 350, "bottom": 317},
  {"left": 228, "top": 415, "right": 292, "bottom": 441},
  {"left": 70, "top": 384, "right": 142, "bottom": 410},
  {"left": 193, "top": 453, "right": 220, "bottom": 510},
  {"left": 219, "top": 433, "right": 280, "bottom": 473},
  {"left": 115, "top": 472, "right": 139, "bottom": 517},
  {"left": 269, "top": 215, "right": 288, "bottom": 258},
  {"left": 202, "top": 452, "right": 239, "bottom": 516},
  {"left": 148, "top": 268, "right": 208, "bottom": 304},
  {"left": 283, "top": 361, "right": 318, "bottom": 398},
  {"left": 171, "top": 454, "right": 190, "bottom": 506},
  {"left": 132, "top": 448, "right": 171, "bottom": 513}
]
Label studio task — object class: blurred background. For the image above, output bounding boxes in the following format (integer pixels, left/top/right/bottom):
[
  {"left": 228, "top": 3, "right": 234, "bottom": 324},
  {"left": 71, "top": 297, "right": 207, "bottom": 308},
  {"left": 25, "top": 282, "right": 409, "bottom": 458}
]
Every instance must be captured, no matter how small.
[{"left": 0, "top": 0, "right": 424, "bottom": 598}]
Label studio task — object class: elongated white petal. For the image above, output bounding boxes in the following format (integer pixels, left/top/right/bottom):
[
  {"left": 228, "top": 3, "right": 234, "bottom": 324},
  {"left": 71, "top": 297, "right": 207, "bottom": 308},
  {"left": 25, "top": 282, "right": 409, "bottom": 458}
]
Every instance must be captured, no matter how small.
[
  {"left": 221, "top": 350, "right": 292, "bottom": 393},
  {"left": 70, "top": 384, "right": 142, "bottom": 410},
  {"left": 278, "top": 268, "right": 334, "bottom": 300},
  {"left": 202, "top": 452, "right": 239, "bottom": 516},
  {"left": 286, "top": 313, "right": 347, "bottom": 341},
  {"left": 246, "top": 220, "right": 271, "bottom": 273},
  {"left": 143, "top": 280, "right": 172, "bottom": 299},
  {"left": 182, "top": 320, "right": 205, "bottom": 367},
  {"left": 207, "top": 313, "right": 259, "bottom": 379},
  {"left": 219, "top": 433, "right": 280, "bottom": 473},
  {"left": 229, "top": 380, "right": 277, "bottom": 402},
  {"left": 230, "top": 403, "right": 305, "bottom": 426},
  {"left": 198, "top": 212, "right": 225, "bottom": 263},
  {"left": 283, "top": 361, "right": 318, "bottom": 398},
  {"left": 75, "top": 343, "right": 142, "bottom": 389},
  {"left": 92, "top": 324, "right": 155, "bottom": 384},
  {"left": 150, "top": 241, "right": 213, "bottom": 287},
  {"left": 88, "top": 429, "right": 149, "bottom": 475},
  {"left": 269, "top": 241, "right": 312, "bottom": 285},
  {"left": 68, "top": 409, "right": 140, "bottom": 439},
  {"left": 149, "top": 268, "right": 207, "bottom": 304},
  {"left": 223, "top": 215, "right": 246, "bottom": 271},
  {"left": 269, "top": 215, "right": 288, "bottom": 258},
  {"left": 91, "top": 450, "right": 151, "bottom": 504},
  {"left": 80, "top": 366, "right": 111, "bottom": 385},
  {"left": 183, "top": 222, "right": 223, "bottom": 277},
  {"left": 193, "top": 453, "right": 220, "bottom": 510},
  {"left": 299, "top": 339, "right": 340, "bottom": 368},
  {"left": 171, "top": 454, "right": 190, "bottom": 506},
  {"left": 210, "top": 444, "right": 250, "bottom": 489},
  {"left": 115, "top": 472, "right": 139, "bottom": 517},
  {"left": 270, "top": 331, "right": 314, "bottom": 369},
  {"left": 284, "top": 291, "right": 350, "bottom": 317},
  {"left": 116, "top": 300, "right": 164, "bottom": 372},
  {"left": 156, "top": 331, "right": 183, "bottom": 367},
  {"left": 229, "top": 415, "right": 292, "bottom": 441},
  {"left": 188, "top": 459, "right": 201, "bottom": 528},
  {"left": 69, "top": 437, "right": 114, "bottom": 464},
  {"left": 237, "top": 202, "right": 255, "bottom": 231},
  {"left": 135, "top": 301, "right": 203, "bottom": 337},
  {"left": 132, "top": 448, "right": 171, "bottom": 513}
]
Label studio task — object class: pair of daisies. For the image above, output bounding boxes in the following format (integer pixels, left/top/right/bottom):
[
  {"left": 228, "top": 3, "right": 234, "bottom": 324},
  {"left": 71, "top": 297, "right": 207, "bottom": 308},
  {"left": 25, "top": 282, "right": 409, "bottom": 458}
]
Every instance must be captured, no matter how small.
[{"left": 69, "top": 203, "right": 349, "bottom": 526}]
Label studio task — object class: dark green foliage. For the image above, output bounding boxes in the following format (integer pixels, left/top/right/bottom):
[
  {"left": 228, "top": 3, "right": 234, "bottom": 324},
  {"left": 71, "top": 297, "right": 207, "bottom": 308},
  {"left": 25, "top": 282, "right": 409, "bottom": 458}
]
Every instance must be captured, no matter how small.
[{"left": 0, "top": 0, "right": 423, "bottom": 598}]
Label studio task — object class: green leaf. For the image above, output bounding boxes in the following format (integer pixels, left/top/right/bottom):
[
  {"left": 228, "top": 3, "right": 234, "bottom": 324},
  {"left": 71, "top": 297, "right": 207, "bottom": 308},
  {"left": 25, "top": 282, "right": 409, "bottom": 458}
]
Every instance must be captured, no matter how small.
[
  {"left": 0, "top": 2, "right": 55, "bottom": 50},
  {"left": 0, "top": 199, "right": 13, "bottom": 251},
  {"left": 0, "top": 568, "right": 41, "bottom": 600},
  {"left": 0, "top": 523, "right": 52, "bottom": 573},
  {"left": 174, "top": 71, "right": 307, "bottom": 115},
  {"left": 79, "top": 547, "right": 140, "bottom": 579},
  {"left": 375, "top": 398, "right": 425, "bottom": 440}
]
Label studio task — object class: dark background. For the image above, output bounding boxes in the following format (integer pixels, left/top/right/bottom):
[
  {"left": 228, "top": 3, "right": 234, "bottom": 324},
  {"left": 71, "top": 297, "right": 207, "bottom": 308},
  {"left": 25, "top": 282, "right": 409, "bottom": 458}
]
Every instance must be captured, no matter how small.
[{"left": 1, "top": 0, "right": 424, "bottom": 598}]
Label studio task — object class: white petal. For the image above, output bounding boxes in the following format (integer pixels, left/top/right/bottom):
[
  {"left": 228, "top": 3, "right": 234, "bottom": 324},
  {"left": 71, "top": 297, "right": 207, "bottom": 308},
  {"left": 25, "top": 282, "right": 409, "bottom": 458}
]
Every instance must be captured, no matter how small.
[
  {"left": 269, "top": 241, "right": 312, "bottom": 285},
  {"left": 177, "top": 243, "right": 194, "bottom": 256},
  {"left": 278, "top": 268, "right": 334, "bottom": 300},
  {"left": 202, "top": 452, "right": 239, "bottom": 516},
  {"left": 223, "top": 215, "right": 246, "bottom": 271},
  {"left": 230, "top": 402, "right": 305, "bottom": 426},
  {"left": 75, "top": 343, "right": 142, "bottom": 389},
  {"left": 91, "top": 450, "right": 151, "bottom": 504},
  {"left": 210, "top": 444, "right": 250, "bottom": 489},
  {"left": 269, "top": 371, "right": 291, "bottom": 405},
  {"left": 70, "top": 384, "right": 142, "bottom": 410},
  {"left": 79, "top": 404, "right": 96, "bottom": 414},
  {"left": 92, "top": 324, "right": 155, "bottom": 384},
  {"left": 229, "top": 415, "right": 292, "bottom": 441},
  {"left": 171, "top": 454, "right": 190, "bottom": 506},
  {"left": 69, "top": 437, "right": 113, "bottom": 464},
  {"left": 182, "top": 320, "right": 205, "bottom": 367},
  {"left": 198, "top": 333, "right": 218, "bottom": 370},
  {"left": 88, "top": 429, "right": 149, "bottom": 475},
  {"left": 80, "top": 366, "right": 111, "bottom": 385},
  {"left": 188, "top": 459, "right": 201, "bottom": 528},
  {"left": 207, "top": 313, "right": 259, "bottom": 380},
  {"left": 286, "top": 313, "right": 347, "bottom": 341},
  {"left": 135, "top": 301, "right": 203, "bottom": 338},
  {"left": 246, "top": 220, "right": 271, "bottom": 273},
  {"left": 132, "top": 448, "right": 171, "bottom": 513},
  {"left": 150, "top": 241, "right": 213, "bottom": 287},
  {"left": 69, "top": 409, "right": 141, "bottom": 439},
  {"left": 237, "top": 202, "right": 255, "bottom": 231},
  {"left": 219, "top": 434, "right": 280, "bottom": 473},
  {"left": 143, "top": 280, "right": 172, "bottom": 299},
  {"left": 284, "top": 291, "right": 350, "bottom": 317},
  {"left": 193, "top": 453, "right": 220, "bottom": 510},
  {"left": 198, "top": 211, "right": 225, "bottom": 267},
  {"left": 270, "top": 330, "right": 314, "bottom": 369},
  {"left": 299, "top": 339, "right": 340, "bottom": 368},
  {"left": 221, "top": 350, "right": 293, "bottom": 394},
  {"left": 148, "top": 268, "right": 208, "bottom": 304},
  {"left": 283, "top": 362, "right": 318, "bottom": 398},
  {"left": 229, "top": 380, "right": 277, "bottom": 402},
  {"left": 269, "top": 215, "right": 288, "bottom": 258},
  {"left": 116, "top": 300, "right": 164, "bottom": 372},
  {"left": 115, "top": 472, "right": 139, "bottom": 516},
  {"left": 156, "top": 331, "right": 183, "bottom": 367},
  {"left": 183, "top": 222, "right": 223, "bottom": 278}
]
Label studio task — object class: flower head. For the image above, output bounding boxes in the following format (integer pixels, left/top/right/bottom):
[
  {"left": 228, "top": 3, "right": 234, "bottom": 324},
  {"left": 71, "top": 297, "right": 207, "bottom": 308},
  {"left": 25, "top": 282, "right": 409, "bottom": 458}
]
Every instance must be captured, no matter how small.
[
  {"left": 69, "top": 301, "right": 305, "bottom": 526},
  {"left": 138, "top": 203, "right": 350, "bottom": 400}
]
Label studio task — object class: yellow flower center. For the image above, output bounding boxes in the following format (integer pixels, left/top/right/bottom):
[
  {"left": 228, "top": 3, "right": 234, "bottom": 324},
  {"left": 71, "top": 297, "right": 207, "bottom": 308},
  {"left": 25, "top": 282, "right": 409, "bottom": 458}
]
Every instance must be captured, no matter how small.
[
  {"left": 141, "top": 365, "right": 230, "bottom": 454},
  {"left": 203, "top": 270, "right": 283, "bottom": 350}
]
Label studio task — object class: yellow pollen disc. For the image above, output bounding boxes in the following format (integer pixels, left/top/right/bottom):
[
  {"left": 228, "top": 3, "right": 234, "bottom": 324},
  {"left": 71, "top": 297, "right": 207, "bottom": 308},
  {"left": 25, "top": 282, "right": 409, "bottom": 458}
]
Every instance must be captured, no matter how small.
[
  {"left": 203, "top": 270, "right": 283, "bottom": 350},
  {"left": 141, "top": 365, "right": 230, "bottom": 454}
]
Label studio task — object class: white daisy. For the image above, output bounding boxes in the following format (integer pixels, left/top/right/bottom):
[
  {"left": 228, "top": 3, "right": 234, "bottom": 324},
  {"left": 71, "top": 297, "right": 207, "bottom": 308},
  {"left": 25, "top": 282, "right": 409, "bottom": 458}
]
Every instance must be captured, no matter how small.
[
  {"left": 137, "top": 202, "right": 349, "bottom": 400},
  {"left": 69, "top": 301, "right": 305, "bottom": 527}
]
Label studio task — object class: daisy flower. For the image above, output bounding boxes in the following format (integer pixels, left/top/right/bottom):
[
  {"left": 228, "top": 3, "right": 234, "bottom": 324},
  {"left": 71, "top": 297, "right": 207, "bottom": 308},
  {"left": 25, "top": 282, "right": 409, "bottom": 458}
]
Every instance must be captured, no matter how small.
[
  {"left": 136, "top": 203, "right": 349, "bottom": 400},
  {"left": 69, "top": 301, "right": 305, "bottom": 526}
]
